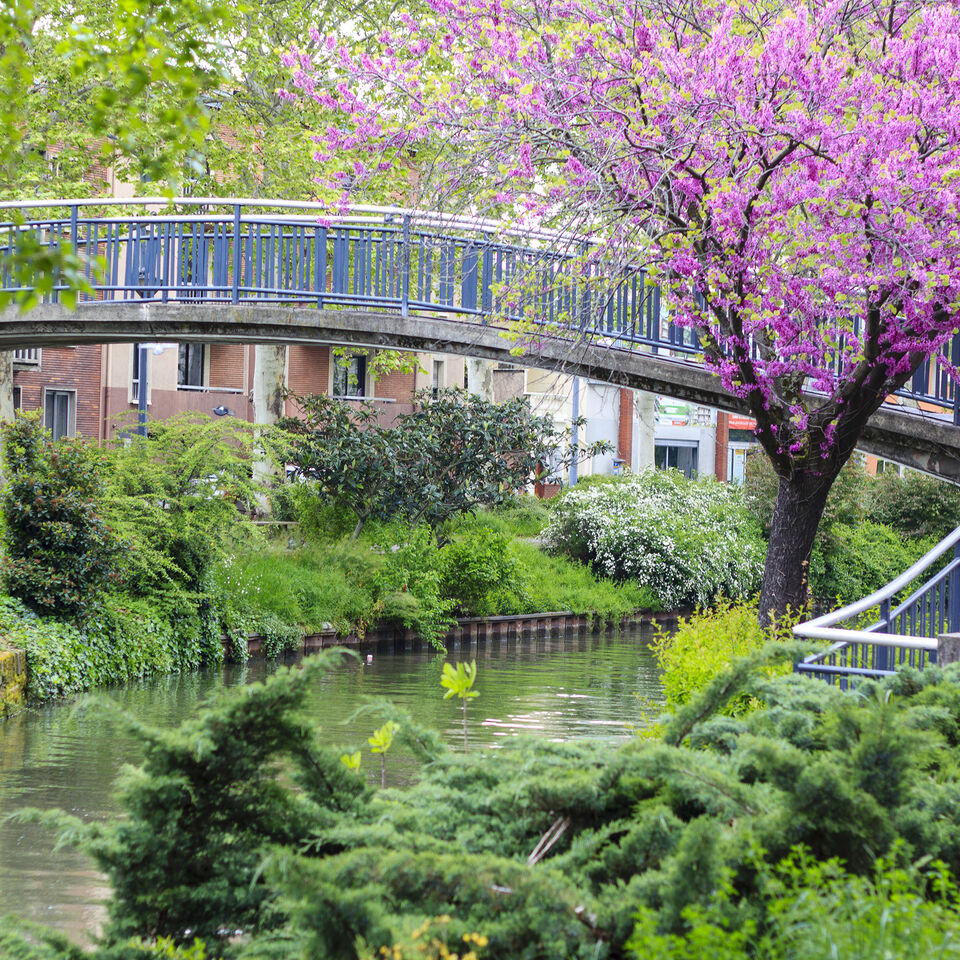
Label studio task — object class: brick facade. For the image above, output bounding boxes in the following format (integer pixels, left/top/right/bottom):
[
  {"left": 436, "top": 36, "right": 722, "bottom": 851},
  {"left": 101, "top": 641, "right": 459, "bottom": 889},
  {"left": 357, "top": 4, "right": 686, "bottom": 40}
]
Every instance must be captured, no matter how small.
[
  {"left": 287, "top": 345, "right": 330, "bottom": 397},
  {"left": 374, "top": 368, "right": 417, "bottom": 401},
  {"left": 209, "top": 344, "right": 247, "bottom": 390},
  {"left": 13, "top": 337, "right": 453, "bottom": 443},
  {"left": 618, "top": 388, "right": 633, "bottom": 466},
  {"left": 14, "top": 345, "right": 104, "bottom": 440}
]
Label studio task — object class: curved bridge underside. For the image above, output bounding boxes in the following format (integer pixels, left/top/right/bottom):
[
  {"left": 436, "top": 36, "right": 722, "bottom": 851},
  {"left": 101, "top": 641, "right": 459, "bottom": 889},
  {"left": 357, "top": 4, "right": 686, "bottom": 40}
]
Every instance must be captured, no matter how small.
[{"left": 4, "top": 300, "right": 960, "bottom": 481}]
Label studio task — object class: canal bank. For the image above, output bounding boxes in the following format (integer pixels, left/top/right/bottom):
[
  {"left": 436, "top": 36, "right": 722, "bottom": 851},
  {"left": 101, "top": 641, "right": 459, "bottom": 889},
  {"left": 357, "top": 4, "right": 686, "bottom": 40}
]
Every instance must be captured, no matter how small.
[{"left": 238, "top": 608, "right": 680, "bottom": 658}]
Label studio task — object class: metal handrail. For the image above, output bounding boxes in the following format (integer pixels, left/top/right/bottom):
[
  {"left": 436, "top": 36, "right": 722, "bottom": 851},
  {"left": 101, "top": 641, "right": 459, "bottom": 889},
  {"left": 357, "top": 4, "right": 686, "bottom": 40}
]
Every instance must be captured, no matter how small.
[
  {"left": 886, "top": 555, "right": 960, "bottom": 624},
  {"left": 794, "top": 525, "right": 960, "bottom": 649},
  {"left": 1, "top": 198, "right": 958, "bottom": 420},
  {"left": 0, "top": 197, "right": 591, "bottom": 246}
]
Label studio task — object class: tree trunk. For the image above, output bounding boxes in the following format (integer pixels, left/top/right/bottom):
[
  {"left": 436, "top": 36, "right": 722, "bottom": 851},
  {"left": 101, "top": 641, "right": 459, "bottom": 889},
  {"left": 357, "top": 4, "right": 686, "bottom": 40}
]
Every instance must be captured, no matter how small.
[{"left": 758, "top": 470, "right": 835, "bottom": 626}]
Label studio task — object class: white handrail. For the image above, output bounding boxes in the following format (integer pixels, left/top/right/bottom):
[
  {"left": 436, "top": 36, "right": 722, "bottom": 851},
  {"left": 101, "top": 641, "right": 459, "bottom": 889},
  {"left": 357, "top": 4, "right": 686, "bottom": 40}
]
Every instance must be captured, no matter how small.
[{"left": 793, "top": 524, "right": 960, "bottom": 644}]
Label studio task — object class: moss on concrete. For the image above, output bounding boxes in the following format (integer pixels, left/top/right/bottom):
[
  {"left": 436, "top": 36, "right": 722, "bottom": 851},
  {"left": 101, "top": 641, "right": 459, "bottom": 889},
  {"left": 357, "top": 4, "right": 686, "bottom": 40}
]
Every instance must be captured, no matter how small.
[{"left": 0, "top": 646, "right": 26, "bottom": 718}]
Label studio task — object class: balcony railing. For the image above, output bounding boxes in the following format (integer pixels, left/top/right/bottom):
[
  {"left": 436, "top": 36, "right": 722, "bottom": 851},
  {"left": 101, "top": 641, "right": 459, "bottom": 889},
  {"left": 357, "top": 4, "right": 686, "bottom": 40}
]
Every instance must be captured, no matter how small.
[{"left": 12, "top": 347, "right": 40, "bottom": 366}]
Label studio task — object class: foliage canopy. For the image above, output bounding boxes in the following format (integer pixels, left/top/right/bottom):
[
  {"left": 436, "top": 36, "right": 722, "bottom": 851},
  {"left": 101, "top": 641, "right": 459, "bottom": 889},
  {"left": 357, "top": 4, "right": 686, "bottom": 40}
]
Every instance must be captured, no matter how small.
[
  {"left": 282, "top": 388, "right": 605, "bottom": 537},
  {"left": 20, "top": 650, "right": 960, "bottom": 959}
]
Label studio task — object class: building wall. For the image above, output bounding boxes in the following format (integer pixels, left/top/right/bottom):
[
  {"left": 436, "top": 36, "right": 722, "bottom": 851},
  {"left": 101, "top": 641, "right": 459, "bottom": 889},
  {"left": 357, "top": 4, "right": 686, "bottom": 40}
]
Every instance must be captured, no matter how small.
[
  {"left": 102, "top": 341, "right": 254, "bottom": 437},
  {"left": 375, "top": 366, "right": 416, "bottom": 401},
  {"left": 209, "top": 344, "right": 247, "bottom": 390},
  {"left": 13, "top": 345, "right": 104, "bottom": 440}
]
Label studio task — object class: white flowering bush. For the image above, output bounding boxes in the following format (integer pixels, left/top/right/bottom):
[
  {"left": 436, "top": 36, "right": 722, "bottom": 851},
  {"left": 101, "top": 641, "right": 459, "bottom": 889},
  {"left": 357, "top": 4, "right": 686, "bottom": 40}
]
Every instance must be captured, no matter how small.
[{"left": 544, "top": 470, "right": 765, "bottom": 609}]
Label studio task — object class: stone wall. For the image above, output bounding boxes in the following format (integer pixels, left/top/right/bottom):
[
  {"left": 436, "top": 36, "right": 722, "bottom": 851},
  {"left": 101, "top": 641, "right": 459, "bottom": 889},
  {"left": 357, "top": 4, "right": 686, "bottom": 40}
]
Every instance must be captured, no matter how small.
[{"left": 0, "top": 647, "right": 26, "bottom": 719}]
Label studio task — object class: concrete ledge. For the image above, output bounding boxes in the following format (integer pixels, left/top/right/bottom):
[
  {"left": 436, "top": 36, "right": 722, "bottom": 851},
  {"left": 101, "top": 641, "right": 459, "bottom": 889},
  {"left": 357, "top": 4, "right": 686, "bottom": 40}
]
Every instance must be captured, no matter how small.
[{"left": 0, "top": 647, "right": 26, "bottom": 719}]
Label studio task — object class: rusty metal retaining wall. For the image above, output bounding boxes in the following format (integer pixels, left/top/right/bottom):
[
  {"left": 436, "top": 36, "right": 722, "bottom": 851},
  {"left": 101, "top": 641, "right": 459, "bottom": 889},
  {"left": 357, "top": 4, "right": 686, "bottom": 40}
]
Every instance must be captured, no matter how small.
[{"left": 233, "top": 610, "right": 668, "bottom": 661}]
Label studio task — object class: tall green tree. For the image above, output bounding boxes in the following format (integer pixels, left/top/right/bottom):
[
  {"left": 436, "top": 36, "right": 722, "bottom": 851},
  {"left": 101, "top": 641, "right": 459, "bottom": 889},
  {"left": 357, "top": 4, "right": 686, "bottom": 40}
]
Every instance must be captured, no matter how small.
[{"left": 3, "top": 0, "right": 236, "bottom": 199}]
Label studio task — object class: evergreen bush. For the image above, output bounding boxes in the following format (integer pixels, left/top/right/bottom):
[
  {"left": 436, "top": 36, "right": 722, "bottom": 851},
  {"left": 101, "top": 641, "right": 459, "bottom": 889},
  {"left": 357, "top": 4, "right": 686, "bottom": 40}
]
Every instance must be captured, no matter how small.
[{"left": 21, "top": 652, "right": 960, "bottom": 959}]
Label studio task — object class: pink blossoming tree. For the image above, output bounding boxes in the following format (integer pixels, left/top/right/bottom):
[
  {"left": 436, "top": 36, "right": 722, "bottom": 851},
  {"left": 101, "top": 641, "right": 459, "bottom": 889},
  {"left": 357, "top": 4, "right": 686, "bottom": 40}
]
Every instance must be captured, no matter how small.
[{"left": 288, "top": 0, "right": 960, "bottom": 620}]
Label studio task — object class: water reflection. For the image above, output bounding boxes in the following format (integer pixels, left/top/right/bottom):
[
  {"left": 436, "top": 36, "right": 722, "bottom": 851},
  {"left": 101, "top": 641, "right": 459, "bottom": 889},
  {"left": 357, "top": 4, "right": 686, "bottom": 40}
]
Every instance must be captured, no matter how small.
[{"left": 0, "top": 625, "right": 663, "bottom": 943}]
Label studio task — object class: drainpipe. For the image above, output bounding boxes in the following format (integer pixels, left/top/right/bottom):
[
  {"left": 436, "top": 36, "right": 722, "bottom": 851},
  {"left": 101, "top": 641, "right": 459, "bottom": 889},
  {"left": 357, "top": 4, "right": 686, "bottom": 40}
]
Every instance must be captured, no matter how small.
[{"left": 137, "top": 344, "right": 149, "bottom": 437}]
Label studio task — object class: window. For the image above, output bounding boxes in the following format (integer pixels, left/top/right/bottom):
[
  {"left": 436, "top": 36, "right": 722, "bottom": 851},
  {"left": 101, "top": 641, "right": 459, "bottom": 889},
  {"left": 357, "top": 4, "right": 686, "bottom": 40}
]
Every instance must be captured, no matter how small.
[
  {"left": 132, "top": 343, "right": 143, "bottom": 401},
  {"left": 655, "top": 442, "right": 698, "bottom": 478},
  {"left": 332, "top": 355, "right": 366, "bottom": 397},
  {"left": 432, "top": 360, "right": 444, "bottom": 398},
  {"left": 12, "top": 386, "right": 21, "bottom": 411},
  {"left": 44, "top": 389, "right": 74, "bottom": 440},
  {"left": 178, "top": 343, "right": 206, "bottom": 388}
]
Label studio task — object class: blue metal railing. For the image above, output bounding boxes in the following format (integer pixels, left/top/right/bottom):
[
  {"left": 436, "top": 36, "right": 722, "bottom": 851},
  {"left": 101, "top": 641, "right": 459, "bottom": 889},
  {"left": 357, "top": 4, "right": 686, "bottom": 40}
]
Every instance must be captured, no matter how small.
[
  {"left": 1, "top": 197, "right": 959, "bottom": 419},
  {"left": 0, "top": 198, "right": 697, "bottom": 360},
  {"left": 794, "top": 527, "right": 960, "bottom": 685}
]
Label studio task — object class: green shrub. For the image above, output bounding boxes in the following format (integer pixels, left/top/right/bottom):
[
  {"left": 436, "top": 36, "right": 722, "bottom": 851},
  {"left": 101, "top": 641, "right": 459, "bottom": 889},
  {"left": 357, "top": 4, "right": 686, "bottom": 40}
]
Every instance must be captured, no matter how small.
[
  {"left": 0, "top": 414, "right": 119, "bottom": 616},
  {"left": 291, "top": 484, "right": 362, "bottom": 542},
  {"left": 810, "top": 521, "right": 933, "bottom": 606},
  {"left": 546, "top": 469, "right": 764, "bottom": 608},
  {"left": 374, "top": 526, "right": 455, "bottom": 649},
  {"left": 438, "top": 530, "right": 527, "bottom": 616},
  {"left": 628, "top": 853, "right": 960, "bottom": 960},
  {"left": 866, "top": 467, "right": 960, "bottom": 542},
  {"left": 267, "top": 480, "right": 300, "bottom": 522},
  {"left": 652, "top": 600, "right": 792, "bottom": 714},
  {"left": 102, "top": 414, "right": 269, "bottom": 594}
]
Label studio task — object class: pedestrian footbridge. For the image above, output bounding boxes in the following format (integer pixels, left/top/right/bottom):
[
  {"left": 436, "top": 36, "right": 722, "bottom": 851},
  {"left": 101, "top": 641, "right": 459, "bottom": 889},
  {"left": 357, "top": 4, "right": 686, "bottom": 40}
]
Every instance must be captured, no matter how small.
[{"left": 2, "top": 197, "right": 960, "bottom": 478}]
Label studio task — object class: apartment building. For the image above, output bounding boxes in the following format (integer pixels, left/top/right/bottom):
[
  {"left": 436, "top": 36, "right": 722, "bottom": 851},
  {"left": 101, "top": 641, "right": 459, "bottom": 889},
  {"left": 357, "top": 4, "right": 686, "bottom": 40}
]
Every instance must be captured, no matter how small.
[
  {"left": 12, "top": 343, "right": 463, "bottom": 441},
  {"left": 494, "top": 363, "right": 760, "bottom": 484}
]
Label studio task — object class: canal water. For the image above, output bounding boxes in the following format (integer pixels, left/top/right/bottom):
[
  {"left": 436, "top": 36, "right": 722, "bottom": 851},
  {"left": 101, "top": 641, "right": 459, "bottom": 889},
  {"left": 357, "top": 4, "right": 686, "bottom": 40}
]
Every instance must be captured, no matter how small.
[{"left": 0, "top": 625, "right": 664, "bottom": 944}]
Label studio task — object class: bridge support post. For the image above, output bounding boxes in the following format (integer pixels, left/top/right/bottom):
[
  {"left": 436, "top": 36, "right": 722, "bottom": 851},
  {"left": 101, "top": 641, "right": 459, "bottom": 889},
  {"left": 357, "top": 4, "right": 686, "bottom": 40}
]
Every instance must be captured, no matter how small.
[
  {"left": 252, "top": 344, "right": 287, "bottom": 494},
  {"left": 569, "top": 375, "right": 580, "bottom": 486},
  {"left": 466, "top": 357, "right": 494, "bottom": 402},
  {"left": 635, "top": 391, "right": 655, "bottom": 471},
  {"left": 0, "top": 352, "right": 12, "bottom": 425}
]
